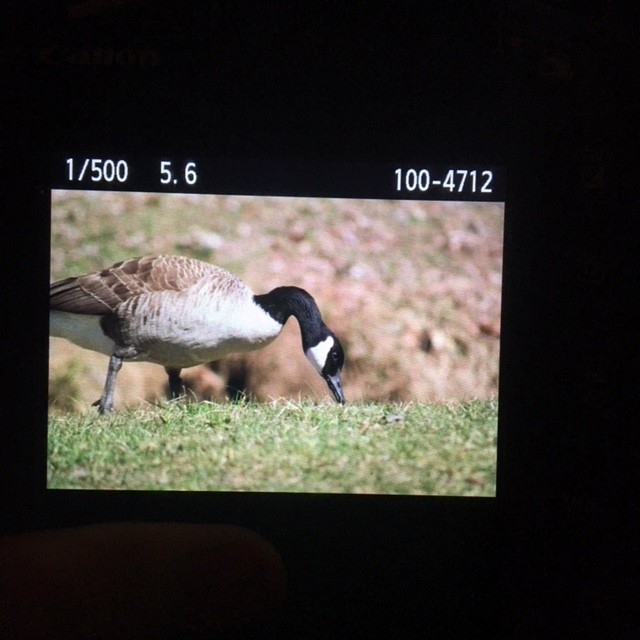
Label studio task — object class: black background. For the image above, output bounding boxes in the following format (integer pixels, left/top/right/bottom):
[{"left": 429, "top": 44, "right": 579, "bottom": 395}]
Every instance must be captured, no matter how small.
[{"left": 2, "top": 2, "right": 638, "bottom": 638}]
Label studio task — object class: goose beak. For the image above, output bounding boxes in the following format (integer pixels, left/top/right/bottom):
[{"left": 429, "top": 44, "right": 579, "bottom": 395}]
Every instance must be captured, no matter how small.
[{"left": 324, "top": 372, "right": 345, "bottom": 404}]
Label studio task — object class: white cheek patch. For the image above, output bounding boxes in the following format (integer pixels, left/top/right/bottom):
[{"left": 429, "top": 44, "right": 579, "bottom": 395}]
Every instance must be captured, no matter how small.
[{"left": 305, "top": 336, "right": 334, "bottom": 374}]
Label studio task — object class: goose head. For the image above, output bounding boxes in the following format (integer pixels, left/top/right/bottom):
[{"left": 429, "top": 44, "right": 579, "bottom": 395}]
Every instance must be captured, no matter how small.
[
  {"left": 254, "top": 285, "right": 346, "bottom": 403},
  {"left": 305, "top": 331, "right": 345, "bottom": 404}
]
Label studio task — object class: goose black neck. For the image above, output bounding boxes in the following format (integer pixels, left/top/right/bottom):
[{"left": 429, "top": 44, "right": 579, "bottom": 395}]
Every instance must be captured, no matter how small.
[{"left": 254, "top": 286, "right": 326, "bottom": 350}]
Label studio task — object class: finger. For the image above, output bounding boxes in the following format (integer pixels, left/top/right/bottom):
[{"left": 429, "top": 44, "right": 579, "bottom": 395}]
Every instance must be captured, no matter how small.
[{"left": 0, "top": 523, "right": 286, "bottom": 639}]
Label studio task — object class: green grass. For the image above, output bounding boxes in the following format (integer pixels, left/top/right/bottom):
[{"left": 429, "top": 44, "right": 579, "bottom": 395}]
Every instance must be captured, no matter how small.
[{"left": 47, "top": 399, "right": 497, "bottom": 496}]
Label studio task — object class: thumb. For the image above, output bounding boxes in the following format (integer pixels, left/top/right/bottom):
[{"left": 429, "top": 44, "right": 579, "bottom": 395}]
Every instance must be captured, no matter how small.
[{"left": 0, "top": 523, "right": 286, "bottom": 639}]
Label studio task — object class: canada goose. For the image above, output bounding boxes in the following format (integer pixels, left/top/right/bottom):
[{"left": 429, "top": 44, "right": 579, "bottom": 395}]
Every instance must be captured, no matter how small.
[{"left": 50, "top": 255, "right": 345, "bottom": 414}]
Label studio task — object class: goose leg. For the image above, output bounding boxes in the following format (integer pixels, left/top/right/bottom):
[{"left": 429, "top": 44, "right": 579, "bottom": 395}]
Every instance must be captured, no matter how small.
[
  {"left": 165, "top": 367, "right": 183, "bottom": 400},
  {"left": 92, "top": 353, "right": 123, "bottom": 415}
]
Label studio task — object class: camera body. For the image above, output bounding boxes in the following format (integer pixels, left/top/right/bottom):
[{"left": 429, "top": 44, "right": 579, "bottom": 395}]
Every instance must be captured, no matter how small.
[{"left": 4, "top": 3, "right": 632, "bottom": 636}]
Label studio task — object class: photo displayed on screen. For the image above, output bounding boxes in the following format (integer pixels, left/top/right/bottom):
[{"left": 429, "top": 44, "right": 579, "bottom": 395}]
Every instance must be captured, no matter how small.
[{"left": 48, "top": 161, "right": 504, "bottom": 497}]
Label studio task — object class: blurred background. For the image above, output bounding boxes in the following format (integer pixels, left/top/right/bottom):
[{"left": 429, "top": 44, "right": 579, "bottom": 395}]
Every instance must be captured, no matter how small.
[{"left": 49, "top": 190, "right": 503, "bottom": 410}]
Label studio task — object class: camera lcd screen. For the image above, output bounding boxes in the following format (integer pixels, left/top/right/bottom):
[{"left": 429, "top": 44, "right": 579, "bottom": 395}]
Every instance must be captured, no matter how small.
[{"left": 48, "top": 158, "right": 504, "bottom": 497}]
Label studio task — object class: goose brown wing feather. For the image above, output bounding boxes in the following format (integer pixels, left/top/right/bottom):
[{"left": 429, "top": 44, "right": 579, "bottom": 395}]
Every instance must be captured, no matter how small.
[
  {"left": 50, "top": 276, "right": 115, "bottom": 314},
  {"left": 49, "top": 255, "right": 226, "bottom": 315}
]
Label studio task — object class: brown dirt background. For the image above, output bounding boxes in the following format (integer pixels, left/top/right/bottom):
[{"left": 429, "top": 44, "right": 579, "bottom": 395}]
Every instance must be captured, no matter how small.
[{"left": 49, "top": 191, "right": 503, "bottom": 410}]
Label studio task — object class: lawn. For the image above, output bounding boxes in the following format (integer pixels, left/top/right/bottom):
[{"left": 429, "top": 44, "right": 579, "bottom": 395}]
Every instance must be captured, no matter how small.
[{"left": 47, "top": 399, "right": 497, "bottom": 497}]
